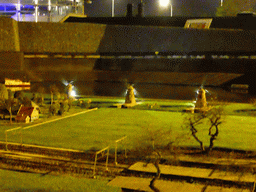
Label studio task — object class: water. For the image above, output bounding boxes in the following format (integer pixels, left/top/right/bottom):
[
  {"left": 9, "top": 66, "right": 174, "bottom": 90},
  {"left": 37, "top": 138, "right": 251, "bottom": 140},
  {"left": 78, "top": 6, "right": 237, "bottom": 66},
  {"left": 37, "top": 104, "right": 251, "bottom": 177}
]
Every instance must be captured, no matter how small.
[{"left": 29, "top": 81, "right": 254, "bottom": 103}]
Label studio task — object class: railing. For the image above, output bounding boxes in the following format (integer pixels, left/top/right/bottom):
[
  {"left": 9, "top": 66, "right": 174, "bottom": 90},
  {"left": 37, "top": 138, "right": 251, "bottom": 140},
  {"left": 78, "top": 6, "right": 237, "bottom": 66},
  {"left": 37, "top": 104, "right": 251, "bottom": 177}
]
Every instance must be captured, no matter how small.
[
  {"left": 93, "top": 146, "right": 109, "bottom": 176},
  {"left": 114, "top": 136, "right": 127, "bottom": 165}
]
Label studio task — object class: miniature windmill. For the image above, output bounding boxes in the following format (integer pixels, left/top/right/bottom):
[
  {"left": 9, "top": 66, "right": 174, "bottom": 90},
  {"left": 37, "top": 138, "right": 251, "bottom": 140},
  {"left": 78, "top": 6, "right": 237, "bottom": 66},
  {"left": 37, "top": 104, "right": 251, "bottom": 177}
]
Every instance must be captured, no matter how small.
[
  {"left": 125, "top": 84, "right": 136, "bottom": 105},
  {"left": 195, "top": 87, "right": 207, "bottom": 109}
]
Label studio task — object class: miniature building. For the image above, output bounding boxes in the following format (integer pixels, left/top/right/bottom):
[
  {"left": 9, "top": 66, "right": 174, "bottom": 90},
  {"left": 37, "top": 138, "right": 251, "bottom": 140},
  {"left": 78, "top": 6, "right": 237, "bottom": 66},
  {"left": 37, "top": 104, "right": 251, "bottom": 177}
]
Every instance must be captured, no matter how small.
[{"left": 15, "top": 106, "right": 39, "bottom": 123}]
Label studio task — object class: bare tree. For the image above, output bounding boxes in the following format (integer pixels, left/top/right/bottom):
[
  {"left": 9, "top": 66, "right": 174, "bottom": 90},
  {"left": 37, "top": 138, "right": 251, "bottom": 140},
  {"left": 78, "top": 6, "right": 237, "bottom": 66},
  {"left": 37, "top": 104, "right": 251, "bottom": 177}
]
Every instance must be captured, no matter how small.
[
  {"left": 49, "top": 84, "right": 59, "bottom": 105},
  {"left": 129, "top": 125, "right": 174, "bottom": 192},
  {"left": 35, "top": 86, "right": 45, "bottom": 106},
  {"left": 5, "top": 98, "right": 16, "bottom": 124},
  {"left": 184, "top": 106, "right": 224, "bottom": 154}
]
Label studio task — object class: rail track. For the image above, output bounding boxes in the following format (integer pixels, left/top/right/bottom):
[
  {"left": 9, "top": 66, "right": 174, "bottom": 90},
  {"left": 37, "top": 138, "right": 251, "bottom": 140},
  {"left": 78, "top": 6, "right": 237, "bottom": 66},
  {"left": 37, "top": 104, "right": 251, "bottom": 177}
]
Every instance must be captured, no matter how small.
[
  {"left": 0, "top": 150, "right": 126, "bottom": 178},
  {"left": 1, "top": 143, "right": 256, "bottom": 191}
]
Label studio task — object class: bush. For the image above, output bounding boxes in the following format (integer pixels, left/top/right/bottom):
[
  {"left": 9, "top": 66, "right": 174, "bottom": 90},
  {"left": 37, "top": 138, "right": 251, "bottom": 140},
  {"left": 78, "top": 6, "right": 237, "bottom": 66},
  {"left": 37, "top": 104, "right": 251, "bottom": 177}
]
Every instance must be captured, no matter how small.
[{"left": 49, "top": 102, "right": 60, "bottom": 116}]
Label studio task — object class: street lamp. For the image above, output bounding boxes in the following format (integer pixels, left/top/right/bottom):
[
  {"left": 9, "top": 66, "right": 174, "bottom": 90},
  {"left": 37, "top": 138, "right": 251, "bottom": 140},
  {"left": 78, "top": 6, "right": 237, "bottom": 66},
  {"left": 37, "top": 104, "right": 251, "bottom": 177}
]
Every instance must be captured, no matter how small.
[
  {"left": 159, "top": 0, "right": 172, "bottom": 17},
  {"left": 112, "top": 0, "right": 114, "bottom": 17}
]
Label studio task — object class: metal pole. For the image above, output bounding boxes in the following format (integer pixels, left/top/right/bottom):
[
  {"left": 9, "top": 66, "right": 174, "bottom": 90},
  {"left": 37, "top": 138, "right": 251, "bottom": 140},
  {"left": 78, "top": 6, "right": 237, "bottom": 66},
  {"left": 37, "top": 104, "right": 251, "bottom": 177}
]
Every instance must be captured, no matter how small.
[
  {"left": 114, "top": 136, "right": 127, "bottom": 165},
  {"left": 114, "top": 142, "right": 117, "bottom": 165},
  {"left": 5, "top": 131, "right": 8, "bottom": 151},
  {"left": 112, "top": 0, "right": 114, "bottom": 17},
  {"left": 93, "top": 154, "right": 97, "bottom": 175},
  {"left": 48, "top": 0, "right": 51, "bottom": 22},
  {"left": 221, "top": 0, "right": 223, "bottom": 6},
  {"left": 170, "top": 3, "right": 173, "bottom": 17},
  {"left": 35, "top": 0, "right": 38, "bottom": 22},
  {"left": 106, "top": 148, "right": 109, "bottom": 170},
  {"left": 17, "top": 0, "right": 20, "bottom": 21}
]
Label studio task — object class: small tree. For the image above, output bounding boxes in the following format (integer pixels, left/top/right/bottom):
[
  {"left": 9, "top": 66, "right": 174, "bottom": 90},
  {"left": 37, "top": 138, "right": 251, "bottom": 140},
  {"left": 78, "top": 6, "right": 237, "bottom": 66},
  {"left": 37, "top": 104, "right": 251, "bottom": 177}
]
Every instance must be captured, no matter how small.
[
  {"left": 129, "top": 125, "right": 174, "bottom": 192},
  {"left": 0, "top": 84, "right": 8, "bottom": 101},
  {"left": 5, "top": 98, "right": 16, "bottom": 124},
  {"left": 37, "top": 86, "right": 45, "bottom": 106},
  {"left": 184, "top": 106, "right": 224, "bottom": 154},
  {"left": 49, "top": 84, "right": 59, "bottom": 105},
  {"left": 14, "top": 91, "right": 24, "bottom": 103},
  {"left": 49, "top": 102, "right": 60, "bottom": 116}
]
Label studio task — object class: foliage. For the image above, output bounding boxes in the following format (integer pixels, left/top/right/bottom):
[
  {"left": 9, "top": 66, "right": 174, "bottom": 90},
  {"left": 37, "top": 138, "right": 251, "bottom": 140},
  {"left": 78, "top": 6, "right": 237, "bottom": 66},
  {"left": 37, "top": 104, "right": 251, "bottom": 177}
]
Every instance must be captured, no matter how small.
[
  {"left": 49, "top": 102, "right": 60, "bottom": 116},
  {"left": 4, "top": 98, "right": 20, "bottom": 123},
  {"left": 216, "top": 0, "right": 256, "bottom": 16},
  {"left": 77, "top": 99, "right": 91, "bottom": 109},
  {"left": 0, "top": 84, "right": 8, "bottom": 101},
  {"left": 58, "top": 100, "right": 69, "bottom": 115},
  {"left": 251, "top": 97, "right": 256, "bottom": 107},
  {"left": 22, "top": 96, "right": 32, "bottom": 107},
  {"left": 14, "top": 91, "right": 24, "bottom": 99},
  {"left": 36, "top": 86, "right": 45, "bottom": 106},
  {"left": 49, "top": 84, "right": 59, "bottom": 105}
]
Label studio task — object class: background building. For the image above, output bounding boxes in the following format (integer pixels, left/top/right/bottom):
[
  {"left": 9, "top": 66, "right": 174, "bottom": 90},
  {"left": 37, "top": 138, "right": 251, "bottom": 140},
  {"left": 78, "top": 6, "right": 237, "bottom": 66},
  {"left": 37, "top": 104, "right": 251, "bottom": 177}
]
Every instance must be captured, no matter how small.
[{"left": 0, "top": 0, "right": 87, "bottom": 22}]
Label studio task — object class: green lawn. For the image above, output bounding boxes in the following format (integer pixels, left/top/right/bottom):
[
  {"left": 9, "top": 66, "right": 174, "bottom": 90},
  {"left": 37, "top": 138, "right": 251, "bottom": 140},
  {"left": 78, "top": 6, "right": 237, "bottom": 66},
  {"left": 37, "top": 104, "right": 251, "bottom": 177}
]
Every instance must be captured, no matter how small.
[
  {"left": 0, "top": 169, "right": 120, "bottom": 192},
  {"left": 0, "top": 97, "right": 256, "bottom": 152}
]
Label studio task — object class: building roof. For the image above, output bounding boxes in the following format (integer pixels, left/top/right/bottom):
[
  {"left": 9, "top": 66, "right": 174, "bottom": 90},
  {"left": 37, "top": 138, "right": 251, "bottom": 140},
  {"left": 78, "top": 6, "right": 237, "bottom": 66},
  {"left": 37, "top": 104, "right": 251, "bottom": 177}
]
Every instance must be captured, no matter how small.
[{"left": 16, "top": 106, "right": 35, "bottom": 121}]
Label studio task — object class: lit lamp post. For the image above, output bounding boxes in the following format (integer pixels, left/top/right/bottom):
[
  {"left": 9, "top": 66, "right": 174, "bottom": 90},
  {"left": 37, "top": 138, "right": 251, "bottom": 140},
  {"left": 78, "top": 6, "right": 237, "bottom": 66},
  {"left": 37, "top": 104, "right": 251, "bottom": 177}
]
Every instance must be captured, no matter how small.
[
  {"left": 35, "top": 0, "right": 38, "bottom": 22},
  {"left": 112, "top": 0, "right": 114, "bottom": 17},
  {"left": 159, "top": 0, "right": 172, "bottom": 17}
]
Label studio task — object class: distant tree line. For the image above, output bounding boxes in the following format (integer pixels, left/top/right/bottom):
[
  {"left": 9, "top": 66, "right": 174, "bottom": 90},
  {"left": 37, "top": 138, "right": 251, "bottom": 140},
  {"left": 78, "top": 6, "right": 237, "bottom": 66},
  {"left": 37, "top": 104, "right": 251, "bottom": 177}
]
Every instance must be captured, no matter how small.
[{"left": 216, "top": 0, "right": 256, "bottom": 16}]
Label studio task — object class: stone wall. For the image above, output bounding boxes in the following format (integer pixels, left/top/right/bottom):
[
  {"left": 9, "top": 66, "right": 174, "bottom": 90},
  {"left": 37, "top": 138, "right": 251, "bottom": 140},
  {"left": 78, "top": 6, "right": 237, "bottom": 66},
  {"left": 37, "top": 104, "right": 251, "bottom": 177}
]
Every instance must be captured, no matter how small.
[
  {"left": 18, "top": 22, "right": 106, "bottom": 53},
  {"left": 0, "top": 18, "right": 20, "bottom": 52}
]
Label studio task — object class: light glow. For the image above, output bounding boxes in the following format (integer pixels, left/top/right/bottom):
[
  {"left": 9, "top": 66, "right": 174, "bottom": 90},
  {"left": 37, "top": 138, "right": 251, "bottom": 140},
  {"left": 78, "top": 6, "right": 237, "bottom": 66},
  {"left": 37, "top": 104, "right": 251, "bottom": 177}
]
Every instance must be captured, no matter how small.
[
  {"left": 160, "top": 0, "right": 170, "bottom": 7},
  {"left": 48, "top": 0, "right": 51, "bottom": 11},
  {"left": 71, "top": 90, "right": 76, "bottom": 97}
]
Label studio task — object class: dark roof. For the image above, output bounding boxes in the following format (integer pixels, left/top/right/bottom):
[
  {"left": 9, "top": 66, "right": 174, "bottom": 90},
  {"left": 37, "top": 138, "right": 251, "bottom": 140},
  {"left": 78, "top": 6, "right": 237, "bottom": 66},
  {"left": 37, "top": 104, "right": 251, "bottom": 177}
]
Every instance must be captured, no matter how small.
[
  {"left": 63, "top": 14, "right": 256, "bottom": 30},
  {"left": 96, "top": 25, "right": 256, "bottom": 54},
  {"left": 16, "top": 106, "right": 35, "bottom": 121}
]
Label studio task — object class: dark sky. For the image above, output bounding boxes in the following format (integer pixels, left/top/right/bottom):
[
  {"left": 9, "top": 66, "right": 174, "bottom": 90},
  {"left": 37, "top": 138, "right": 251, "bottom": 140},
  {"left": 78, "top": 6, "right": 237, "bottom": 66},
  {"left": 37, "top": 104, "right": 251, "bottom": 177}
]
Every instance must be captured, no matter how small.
[{"left": 84, "top": 0, "right": 221, "bottom": 17}]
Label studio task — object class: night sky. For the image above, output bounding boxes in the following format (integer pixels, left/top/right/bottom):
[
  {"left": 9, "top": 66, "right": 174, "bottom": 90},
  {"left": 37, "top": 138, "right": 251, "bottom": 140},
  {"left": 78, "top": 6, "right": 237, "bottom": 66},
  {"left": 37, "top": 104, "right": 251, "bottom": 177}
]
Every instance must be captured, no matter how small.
[{"left": 84, "top": 0, "right": 221, "bottom": 17}]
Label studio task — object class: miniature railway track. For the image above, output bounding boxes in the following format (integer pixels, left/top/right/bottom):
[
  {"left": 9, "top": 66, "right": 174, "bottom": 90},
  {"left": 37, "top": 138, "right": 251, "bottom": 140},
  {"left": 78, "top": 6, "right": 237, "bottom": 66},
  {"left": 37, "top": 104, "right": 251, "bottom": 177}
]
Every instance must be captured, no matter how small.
[
  {"left": 1, "top": 151, "right": 256, "bottom": 191},
  {"left": 0, "top": 150, "right": 125, "bottom": 177},
  {"left": 1, "top": 143, "right": 256, "bottom": 191}
]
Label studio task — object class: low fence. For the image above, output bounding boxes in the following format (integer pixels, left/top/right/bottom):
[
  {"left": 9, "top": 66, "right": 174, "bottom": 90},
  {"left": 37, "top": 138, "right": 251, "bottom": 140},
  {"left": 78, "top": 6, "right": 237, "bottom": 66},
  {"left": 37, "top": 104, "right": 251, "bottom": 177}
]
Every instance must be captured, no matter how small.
[
  {"left": 3, "top": 121, "right": 128, "bottom": 175},
  {"left": 93, "top": 146, "right": 109, "bottom": 175},
  {"left": 114, "top": 136, "right": 127, "bottom": 165}
]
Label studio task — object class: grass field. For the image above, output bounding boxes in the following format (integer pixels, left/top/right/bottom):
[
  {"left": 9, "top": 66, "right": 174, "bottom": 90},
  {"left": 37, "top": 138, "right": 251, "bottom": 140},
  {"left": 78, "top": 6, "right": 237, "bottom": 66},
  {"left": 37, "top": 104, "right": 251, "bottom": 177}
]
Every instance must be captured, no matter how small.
[
  {"left": 0, "top": 97, "right": 256, "bottom": 152},
  {"left": 0, "top": 169, "right": 120, "bottom": 192}
]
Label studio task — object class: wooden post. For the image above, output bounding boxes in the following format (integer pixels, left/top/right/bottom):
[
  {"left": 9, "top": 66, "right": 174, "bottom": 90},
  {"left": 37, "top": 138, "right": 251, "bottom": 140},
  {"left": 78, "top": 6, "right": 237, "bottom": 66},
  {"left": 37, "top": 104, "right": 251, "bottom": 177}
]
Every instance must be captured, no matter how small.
[
  {"left": 106, "top": 148, "right": 109, "bottom": 171},
  {"left": 114, "top": 136, "right": 127, "bottom": 165},
  {"left": 114, "top": 142, "right": 117, "bottom": 165},
  {"left": 5, "top": 131, "right": 8, "bottom": 151},
  {"left": 93, "top": 154, "right": 97, "bottom": 176}
]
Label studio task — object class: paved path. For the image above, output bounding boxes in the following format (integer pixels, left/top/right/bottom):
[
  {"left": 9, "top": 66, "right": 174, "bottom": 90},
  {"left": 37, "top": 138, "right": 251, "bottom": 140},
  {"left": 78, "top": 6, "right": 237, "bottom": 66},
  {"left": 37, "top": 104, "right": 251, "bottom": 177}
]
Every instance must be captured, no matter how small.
[
  {"left": 108, "top": 176, "right": 250, "bottom": 192},
  {"left": 128, "top": 162, "right": 256, "bottom": 183}
]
